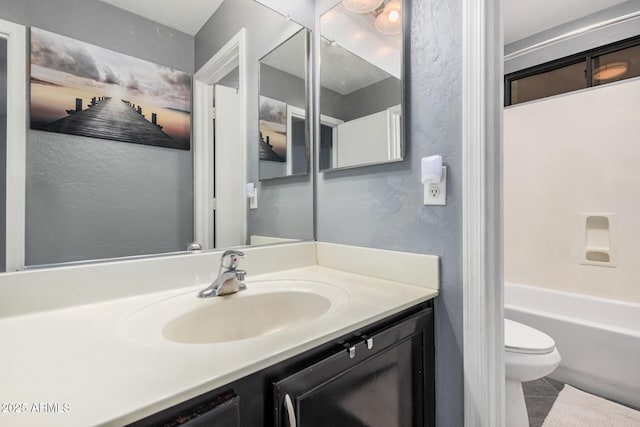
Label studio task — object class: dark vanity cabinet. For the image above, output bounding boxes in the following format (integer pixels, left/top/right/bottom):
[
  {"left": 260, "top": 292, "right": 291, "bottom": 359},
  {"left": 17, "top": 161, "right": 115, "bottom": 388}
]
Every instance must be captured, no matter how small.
[
  {"left": 273, "top": 309, "right": 431, "bottom": 427},
  {"left": 128, "top": 303, "right": 434, "bottom": 427},
  {"left": 127, "top": 392, "right": 240, "bottom": 427}
]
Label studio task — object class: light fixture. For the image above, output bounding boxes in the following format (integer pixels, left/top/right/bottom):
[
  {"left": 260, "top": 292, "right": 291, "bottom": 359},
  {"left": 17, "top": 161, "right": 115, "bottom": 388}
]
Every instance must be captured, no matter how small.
[
  {"left": 342, "top": 0, "right": 383, "bottom": 14},
  {"left": 593, "top": 61, "right": 629, "bottom": 81},
  {"left": 375, "top": 0, "right": 402, "bottom": 35}
]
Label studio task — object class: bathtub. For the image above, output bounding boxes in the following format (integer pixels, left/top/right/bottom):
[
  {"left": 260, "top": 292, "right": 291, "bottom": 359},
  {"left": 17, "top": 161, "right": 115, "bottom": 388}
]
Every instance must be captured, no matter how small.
[{"left": 505, "top": 282, "right": 640, "bottom": 409}]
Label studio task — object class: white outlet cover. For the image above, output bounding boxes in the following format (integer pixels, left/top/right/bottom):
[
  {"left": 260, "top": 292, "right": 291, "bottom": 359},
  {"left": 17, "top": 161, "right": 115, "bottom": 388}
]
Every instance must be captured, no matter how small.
[{"left": 424, "top": 167, "right": 447, "bottom": 206}]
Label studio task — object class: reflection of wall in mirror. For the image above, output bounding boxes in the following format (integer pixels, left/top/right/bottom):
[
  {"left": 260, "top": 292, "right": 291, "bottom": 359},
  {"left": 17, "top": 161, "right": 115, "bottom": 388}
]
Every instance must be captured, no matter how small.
[
  {"left": 319, "top": 76, "right": 401, "bottom": 170},
  {"left": 0, "top": 0, "right": 195, "bottom": 266},
  {"left": 259, "top": 63, "right": 307, "bottom": 180},
  {"left": 289, "top": 114, "right": 307, "bottom": 175},
  {"left": 195, "top": 0, "right": 314, "bottom": 243},
  {"left": 331, "top": 104, "right": 401, "bottom": 169},
  {"left": 218, "top": 66, "right": 240, "bottom": 90},
  {"left": 319, "top": 73, "right": 401, "bottom": 121}
]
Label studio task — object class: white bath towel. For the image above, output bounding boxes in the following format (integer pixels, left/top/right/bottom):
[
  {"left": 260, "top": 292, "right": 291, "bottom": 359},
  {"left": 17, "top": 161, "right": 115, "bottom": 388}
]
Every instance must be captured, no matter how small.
[{"left": 542, "top": 385, "right": 640, "bottom": 427}]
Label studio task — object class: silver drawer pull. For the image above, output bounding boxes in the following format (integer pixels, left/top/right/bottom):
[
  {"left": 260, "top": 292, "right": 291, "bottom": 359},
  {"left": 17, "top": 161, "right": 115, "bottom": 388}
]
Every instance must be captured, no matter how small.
[
  {"left": 348, "top": 345, "right": 356, "bottom": 358},
  {"left": 284, "top": 394, "right": 296, "bottom": 427},
  {"left": 366, "top": 337, "right": 374, "bottom": 349}
]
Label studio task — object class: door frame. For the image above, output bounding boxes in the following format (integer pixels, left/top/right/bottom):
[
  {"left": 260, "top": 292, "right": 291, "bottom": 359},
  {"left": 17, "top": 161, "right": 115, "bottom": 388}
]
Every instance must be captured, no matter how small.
[
  {"left": 0, "top": 18, "right": 26, "bottom": 272},
  {"left": 462, "top": 0, "right": 505, "bottom": 426},
  {"left": 193, "top": 29, "right": 247, "bottom": 249}
]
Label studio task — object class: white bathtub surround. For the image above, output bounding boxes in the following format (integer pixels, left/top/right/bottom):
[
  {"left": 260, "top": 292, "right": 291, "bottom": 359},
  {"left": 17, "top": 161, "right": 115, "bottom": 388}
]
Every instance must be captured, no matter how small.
[
  {"left": 504, "top": 77, "right": 640, "bottom": 303},
  {"left": 505, "top": 282, "right": 640, "bottom": 408},
  {"left": 542, "top": 385, "right": 640, "bottom": 427},
  {"left": 580, "top": 213, "right": 617, "bottom": 267},
  {"left": 0, "top": 242, "right": 438, "bottom": 426}
]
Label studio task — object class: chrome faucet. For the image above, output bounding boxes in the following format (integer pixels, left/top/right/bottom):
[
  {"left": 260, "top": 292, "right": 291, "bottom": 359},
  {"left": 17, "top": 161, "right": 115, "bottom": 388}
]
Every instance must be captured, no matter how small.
[{"left": 197, "top": 250, "right": 247, "bottom": 298}]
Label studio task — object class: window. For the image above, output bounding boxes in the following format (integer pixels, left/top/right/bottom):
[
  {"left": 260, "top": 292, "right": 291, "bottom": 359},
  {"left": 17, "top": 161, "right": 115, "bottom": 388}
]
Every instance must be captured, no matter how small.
[
  {"left": 592, "top": 44, "right": 640, "bottom": 86},
  {"left": 509, "top": 61, "right": 587, "bottom": 105},
  {"left": 505, "top": 36, "right": 640, "bottom": 106}
]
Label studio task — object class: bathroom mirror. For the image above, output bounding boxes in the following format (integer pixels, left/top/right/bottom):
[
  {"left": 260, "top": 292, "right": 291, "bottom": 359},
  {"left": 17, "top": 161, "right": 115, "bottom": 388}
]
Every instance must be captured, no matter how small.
[
  {"left": 259, "top": 28, "right": 310, "bottom": 181},
  {"left": 0, "top": 0, "right": 314, "bottom": 272},
  {"left": 319, "top": 0, "right": 404, "bottom": 171}
]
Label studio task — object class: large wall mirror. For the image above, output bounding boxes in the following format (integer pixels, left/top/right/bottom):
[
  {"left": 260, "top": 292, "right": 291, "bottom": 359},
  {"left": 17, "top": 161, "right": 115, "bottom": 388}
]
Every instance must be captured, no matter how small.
[
  {"left": 259, "top": 28, "right": 310, "bottom": 181},
  {"left": 0, "top": 0, "right": 314, "bottom": 272},
  {"left": 319, "top": 0, "right": 404, "bottom": 171}
]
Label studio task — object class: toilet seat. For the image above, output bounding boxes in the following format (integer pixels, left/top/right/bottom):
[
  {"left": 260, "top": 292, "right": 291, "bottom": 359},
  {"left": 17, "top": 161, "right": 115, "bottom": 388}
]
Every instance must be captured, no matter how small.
[{"left": 505, "top": 319, "right": 555, "bottom": 354}]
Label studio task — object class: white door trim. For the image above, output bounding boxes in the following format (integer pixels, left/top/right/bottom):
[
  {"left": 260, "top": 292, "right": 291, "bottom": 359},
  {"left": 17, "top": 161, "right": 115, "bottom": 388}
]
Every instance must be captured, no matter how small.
[
  {"left": 462, "top": 0, "right": 505, "bottom": 426},
  {"left": 193, "top": 29, "right": 247, "bottom": 250},
  {"left": 0, "top": 18, "right": 26, "bottom": 272}
]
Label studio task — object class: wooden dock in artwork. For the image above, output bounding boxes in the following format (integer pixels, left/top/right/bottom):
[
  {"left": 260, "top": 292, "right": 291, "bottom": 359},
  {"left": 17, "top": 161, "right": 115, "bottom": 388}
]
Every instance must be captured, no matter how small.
[{"left": 39, "top": 97, "right": 185, "bottom": 149}]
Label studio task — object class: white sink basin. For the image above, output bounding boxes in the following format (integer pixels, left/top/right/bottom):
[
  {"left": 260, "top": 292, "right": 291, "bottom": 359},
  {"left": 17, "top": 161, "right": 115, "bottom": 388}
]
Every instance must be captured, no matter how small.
[{"left": 119, "top": 280, "right": 350, "bottom": 345}]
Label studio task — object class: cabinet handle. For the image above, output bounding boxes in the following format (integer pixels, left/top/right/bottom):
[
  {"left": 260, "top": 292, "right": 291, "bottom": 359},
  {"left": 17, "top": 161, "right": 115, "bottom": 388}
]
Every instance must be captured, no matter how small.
[{"left": 284, "top": 394, "right": 297, "bottom": 427}]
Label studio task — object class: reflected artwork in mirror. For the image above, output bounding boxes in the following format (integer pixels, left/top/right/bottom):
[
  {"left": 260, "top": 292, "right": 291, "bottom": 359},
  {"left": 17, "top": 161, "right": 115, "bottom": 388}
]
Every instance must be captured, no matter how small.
[
  {"left": 259, "top": 28, "right": 309, "bottom": 181},
  {"left": 319, "top": 0, "right": 404, "bottom": 171},
  {"left": 0, "top": 0, "right": 315, "bottom": 272}
]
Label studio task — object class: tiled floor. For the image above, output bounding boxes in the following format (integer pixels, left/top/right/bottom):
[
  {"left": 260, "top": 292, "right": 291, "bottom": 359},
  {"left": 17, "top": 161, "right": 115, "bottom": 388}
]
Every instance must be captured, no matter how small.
[
  {"left": 523, "top": 377, "right": 640, "bottom": 426},
  {"left": 523, "top": 377, "right": 565, "bottom": 427}
]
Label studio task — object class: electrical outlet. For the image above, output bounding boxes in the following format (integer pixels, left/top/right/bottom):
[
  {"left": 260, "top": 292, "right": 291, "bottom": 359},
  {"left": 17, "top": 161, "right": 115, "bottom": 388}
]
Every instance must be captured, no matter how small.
[{"left": 424, "top": 167, "right": 447, "bottom": 205}]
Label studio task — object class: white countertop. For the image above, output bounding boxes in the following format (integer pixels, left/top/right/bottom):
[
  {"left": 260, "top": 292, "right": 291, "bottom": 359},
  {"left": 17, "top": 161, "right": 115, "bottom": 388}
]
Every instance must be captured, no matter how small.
[{"left": 0, "top": 265, "right": 437, "bottom": 427}]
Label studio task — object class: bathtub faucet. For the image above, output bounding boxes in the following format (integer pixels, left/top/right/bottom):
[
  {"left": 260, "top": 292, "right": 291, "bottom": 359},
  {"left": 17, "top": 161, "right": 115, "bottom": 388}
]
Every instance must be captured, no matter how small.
[{"left": 197, "top": 250, "right": 247, "bottom": 298}]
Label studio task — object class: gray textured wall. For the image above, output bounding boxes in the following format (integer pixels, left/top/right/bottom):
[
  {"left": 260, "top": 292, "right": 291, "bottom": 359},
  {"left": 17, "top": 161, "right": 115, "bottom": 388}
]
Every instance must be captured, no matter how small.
[
  {"left": 0, "top": 38, "right": 5, "bottom": 272},
  {"left": 319, "top": 85, "right": 348, "bottom": 120},
  {"left": 0, "top": 0, "right": 195, "bottom": 265},
  {"left": 315, "top": 0, "right": 463, "bottom": 425},
  {"left": 320, "top": 76, "right": 402, "bottom": 122},
  {"left": 260, "top": 64, "right": 305, "bottom": 109},
  {"left": 340, "top": 77, "right": 401, "bottom": 121},
  {"left": 26, "top": 132, "right": 194, "bottom": 265},
  {"left": 195, "top": 0, "right": 315, "bottom": 242},
  {"left": 218, "top": 67, "right": 240, "bottom": 90}
]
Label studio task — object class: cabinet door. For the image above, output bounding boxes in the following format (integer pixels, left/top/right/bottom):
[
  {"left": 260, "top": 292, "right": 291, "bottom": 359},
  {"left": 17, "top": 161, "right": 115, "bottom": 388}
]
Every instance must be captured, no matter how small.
[
  {"left": 273, "top": 309, "right": 432, "bottom": 427},
  {"left": 127, "top": 391, "right": 240, "bottom": 427}
]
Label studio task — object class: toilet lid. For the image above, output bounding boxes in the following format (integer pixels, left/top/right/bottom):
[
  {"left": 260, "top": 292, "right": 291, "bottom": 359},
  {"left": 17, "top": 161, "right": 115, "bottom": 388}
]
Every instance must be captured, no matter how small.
[{"left": 505, "top": 319, "right": 556, "bottom": 354}]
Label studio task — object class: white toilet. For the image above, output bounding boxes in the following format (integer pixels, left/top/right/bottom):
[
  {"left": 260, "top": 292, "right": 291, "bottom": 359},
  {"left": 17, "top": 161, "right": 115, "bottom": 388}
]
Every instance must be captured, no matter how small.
[{"left": 505, "top": 319, "right": 561, "bottom": 427}]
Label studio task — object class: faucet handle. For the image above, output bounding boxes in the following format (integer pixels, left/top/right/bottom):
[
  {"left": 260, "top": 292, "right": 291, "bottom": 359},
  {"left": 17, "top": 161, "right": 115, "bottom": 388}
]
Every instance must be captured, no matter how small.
[
  {"left": 220, "top": 250, "right": 246, "bottom": 270},
  {"left": 186, "top": 242, "right": 202, "bottom": 252}
]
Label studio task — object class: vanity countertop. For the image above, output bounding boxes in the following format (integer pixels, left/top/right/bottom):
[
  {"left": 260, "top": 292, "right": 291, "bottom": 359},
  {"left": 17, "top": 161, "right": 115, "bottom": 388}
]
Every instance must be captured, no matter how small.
[{"left": 0, "top": 265, "right": 437, "bottom": 427}]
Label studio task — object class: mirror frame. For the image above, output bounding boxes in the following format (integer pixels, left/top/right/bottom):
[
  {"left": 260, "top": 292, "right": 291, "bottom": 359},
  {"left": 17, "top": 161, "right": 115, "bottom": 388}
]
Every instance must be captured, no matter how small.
[{"left": 0, "top": 18, "right": 27, "bottom": 272}]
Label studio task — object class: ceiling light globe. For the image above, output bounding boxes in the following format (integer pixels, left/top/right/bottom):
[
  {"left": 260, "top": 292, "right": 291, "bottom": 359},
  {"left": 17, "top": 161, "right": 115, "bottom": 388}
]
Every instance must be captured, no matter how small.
[
  {"left": 342, "top": 0, "right": 384, "bottom": 14},
  {"left": 375, "top": 0, "right": 402, "bottom": 35}
]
